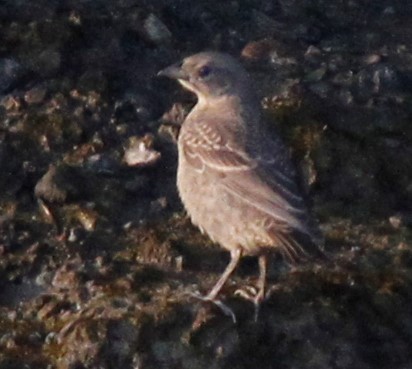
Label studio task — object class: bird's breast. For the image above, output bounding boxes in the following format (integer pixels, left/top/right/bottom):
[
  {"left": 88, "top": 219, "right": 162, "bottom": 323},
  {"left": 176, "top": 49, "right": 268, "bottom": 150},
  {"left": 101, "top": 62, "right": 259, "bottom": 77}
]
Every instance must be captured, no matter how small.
[{"left": 176, "top": 153, "right": 272, "bottom": 254}]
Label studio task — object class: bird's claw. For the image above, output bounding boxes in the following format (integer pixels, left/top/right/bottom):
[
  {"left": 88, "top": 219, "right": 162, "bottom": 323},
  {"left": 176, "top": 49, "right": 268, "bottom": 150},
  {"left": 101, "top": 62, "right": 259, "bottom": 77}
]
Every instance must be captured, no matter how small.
[
  {"left": 234, "top": 285, "right": 259, "bottom": 300},
  {"left": 187, "top": 291, "right": 237, "bottom": 324},
  {"left": 235, "top": 286, "right": 264, "bottom": 322},
  {"left": 266, "top": 284, "right": 282, "bottom": 299}
]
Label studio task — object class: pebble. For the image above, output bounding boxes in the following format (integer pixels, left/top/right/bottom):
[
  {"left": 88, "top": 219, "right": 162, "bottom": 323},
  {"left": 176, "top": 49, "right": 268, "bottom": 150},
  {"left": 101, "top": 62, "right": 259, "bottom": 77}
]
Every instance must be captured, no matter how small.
[
  {"left": 0, "top": 95, "right": 21, "bottom": 111},
  {"left": 74, "top": 208, "right": 98, "bottom": 231},
  {"left": 304, "top": 66, "right": 327, "bottom": 82},
  {"left": 142, "top": 14, "right": 172, "bottom": 45},
  {"left": 35, "top": 165, "right": 68, "bottom": 203},
  {"left": 24, "top": 86, "right": 47, "bottom": 104},
  {"left": 33, "top": 49, "right": 61, "bottom": 76},
  {"left": 123, "top": 134, "right": 161, "bottom": 167},
  {"left": 389, "top": 214, "right": 402, "bottom": 229},
  {"left": 251, "top": 10, "right": 281, "bottom": 37},
  {"left": 363, "top": 54, "right": 382, "bottom": 65},
  {"left": 0, "top": 58, "right": 23, "bottom": 92},
  {"left": 241, "top": 39, "right": 276, "bottom": 61}
]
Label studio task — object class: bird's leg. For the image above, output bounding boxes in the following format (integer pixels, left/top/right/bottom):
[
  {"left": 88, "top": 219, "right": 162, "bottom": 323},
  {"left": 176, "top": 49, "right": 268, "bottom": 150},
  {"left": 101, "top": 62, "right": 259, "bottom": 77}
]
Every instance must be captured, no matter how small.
[
  {"left": 254, "top": 254, "right": 267, "bottom": 321},
  {"left": 189, "top": 248, "right": 242, "bottom": 323},
  {"left": 206, "top": 248, "right": 242, "bottom": 300},
  {"left": 235, "top": 254, "right": 268, "bottom": 321}
]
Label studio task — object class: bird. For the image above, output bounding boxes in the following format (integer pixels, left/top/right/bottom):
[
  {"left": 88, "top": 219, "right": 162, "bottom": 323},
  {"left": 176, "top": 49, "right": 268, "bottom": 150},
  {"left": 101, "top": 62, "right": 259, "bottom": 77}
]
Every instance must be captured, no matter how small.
[{"left": 158, "top": 51, "right": 324, "bottom": 321}]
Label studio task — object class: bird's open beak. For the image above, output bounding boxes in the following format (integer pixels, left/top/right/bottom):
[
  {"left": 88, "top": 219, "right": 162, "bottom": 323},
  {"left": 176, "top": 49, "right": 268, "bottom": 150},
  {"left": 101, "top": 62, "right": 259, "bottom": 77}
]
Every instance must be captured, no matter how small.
[{"left": 157, "top": 63, "right": 189, "bottom": 80}]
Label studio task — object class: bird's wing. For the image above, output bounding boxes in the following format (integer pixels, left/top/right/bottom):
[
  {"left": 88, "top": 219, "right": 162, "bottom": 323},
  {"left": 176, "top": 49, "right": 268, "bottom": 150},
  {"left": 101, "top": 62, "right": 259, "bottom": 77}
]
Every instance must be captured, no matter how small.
[
  {"left": 180, "top": 120, "right": 312, "bottom": 236},
  {"left": 180, "top": 120, "right": 253, "bottom": 172}
]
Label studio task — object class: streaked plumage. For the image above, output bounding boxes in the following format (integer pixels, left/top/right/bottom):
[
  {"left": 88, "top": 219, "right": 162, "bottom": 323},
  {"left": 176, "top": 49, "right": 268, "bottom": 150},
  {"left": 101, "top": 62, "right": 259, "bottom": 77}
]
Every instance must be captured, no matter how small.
[{"left": 158, "top": 52, "right": 324, "bottom": 320}]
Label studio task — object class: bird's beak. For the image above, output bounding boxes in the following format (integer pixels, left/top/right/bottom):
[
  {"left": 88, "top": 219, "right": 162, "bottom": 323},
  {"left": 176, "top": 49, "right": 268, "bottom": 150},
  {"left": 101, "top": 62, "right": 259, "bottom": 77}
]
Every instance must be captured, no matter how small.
[{"left": 157, "top": 63, "right": 189, "bottom": 81}]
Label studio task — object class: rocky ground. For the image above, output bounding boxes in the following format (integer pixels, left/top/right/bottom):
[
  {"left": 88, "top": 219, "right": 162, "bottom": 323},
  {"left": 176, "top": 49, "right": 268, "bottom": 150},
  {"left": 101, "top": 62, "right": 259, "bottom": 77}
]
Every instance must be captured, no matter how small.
[{"left": 1, "top": 1, "right": 412, "bottom": 368}]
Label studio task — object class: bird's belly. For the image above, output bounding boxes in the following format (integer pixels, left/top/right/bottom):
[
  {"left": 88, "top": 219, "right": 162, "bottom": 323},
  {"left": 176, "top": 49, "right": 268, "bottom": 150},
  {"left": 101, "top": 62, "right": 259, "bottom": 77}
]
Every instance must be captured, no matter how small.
[{"left": 177, "top": 161, "right": 273, "bottom": 255}]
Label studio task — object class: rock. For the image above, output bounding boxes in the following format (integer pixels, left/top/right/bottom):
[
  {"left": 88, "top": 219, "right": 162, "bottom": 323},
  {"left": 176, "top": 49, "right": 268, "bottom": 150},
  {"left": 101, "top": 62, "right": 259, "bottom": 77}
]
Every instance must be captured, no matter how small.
[
  {"left": 31, "top": 49, "right": 61, "bottom": 77},
  {"left": 34, "top": 164, "right": 87, "bottom": 203},
  {"left": 332, "top": 71, "right": 354, "bottom": 87},
  {"left": 304, "top": 66, "right": 327, "bottom": 83},
  {"left": 76, "top": 69, "right": 108, "bottom": 94},
  {"left": 35, "top": 165, "right": 69, "bottom": 203},
  {"left": 389, "top": 214, "right": 403, "bottom": 229},
  {"left": 355, "top": 63, "right": 403, "bottom": 100},
  {"left": 241, "top": 39, "right": 277, "bottom": 61},
  {"left": 24, "top": 86, "right": 47, "bottom": 104},
  {"left": 124, "top": 175, "right": 151, "bottom": 194},
  {"left": 72, "top": 207, "right": 99, "bottom": 232},
  {"left": 389, "top": 213, "right": 412, "bottom": 229},
  {"left": 158, "top": 123, "right": 179, "bottom": 144},
  {"left": 308, "top": 81, "right": 331, "bottom": 99},
  {"left": 142, "top": 14, "right": 172, "bottom": 45},
  {"left": 363, "top": 54, "right": 382, "bottom": 65},
  {"left": 84, "top": 154, "right": 120, "bottom": 175},
  {"left": 149, "top": 196, "right": 167, "bottom": 215},
  {"left": 0, "top": 94, "right": 21, "bottom": 111},
  {"left": 304, "top": 45, "right": 322, "bottom": 64},
  {"left": 269, "top": 50, "right": 298, "bottom": 72},
  {"left": 0, "top": 58, "right": 23, "bottom": 92},
  {"left": 251, "top": 10, "right": 282, "bottom": 38},
  {"left": 123, "top": 134, "right": 161, "bottom": 167},
  {"left": 336, "top": 88, "right": 354, "bottom": 106},
  {"left": 114, "top": 91, "right": 158, "bottom": 123},
  {"left": 160, "top": 102, "right": 188, "bottom": 127}
]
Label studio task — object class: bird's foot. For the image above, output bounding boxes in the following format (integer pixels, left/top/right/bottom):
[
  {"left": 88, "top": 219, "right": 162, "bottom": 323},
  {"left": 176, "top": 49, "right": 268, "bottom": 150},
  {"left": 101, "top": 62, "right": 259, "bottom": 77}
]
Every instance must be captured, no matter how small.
[
  {"left": 234, "top": 286, "right": 264, "bottom": 322},
  {"left": 187, "top": 291, "right": 237, "bottom": 324},
  {"left": 266, "top": 283, "right": 282, "bottom": 299}
]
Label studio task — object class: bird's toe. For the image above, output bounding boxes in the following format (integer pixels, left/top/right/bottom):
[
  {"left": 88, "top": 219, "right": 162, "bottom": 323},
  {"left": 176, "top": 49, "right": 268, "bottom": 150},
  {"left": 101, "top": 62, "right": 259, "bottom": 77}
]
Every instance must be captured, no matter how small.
[
  {"left": 235, "top": 285, "right": 266, "bottom": 321},
  {"left": 186, "top": 290, "right": 237, "bottom": 323}
]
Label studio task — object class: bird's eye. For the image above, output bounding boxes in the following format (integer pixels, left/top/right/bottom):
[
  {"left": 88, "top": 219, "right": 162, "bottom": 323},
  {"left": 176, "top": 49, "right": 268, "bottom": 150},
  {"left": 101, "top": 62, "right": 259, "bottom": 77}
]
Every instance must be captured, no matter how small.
[{"left": 198, "top": 65, "right": 212, "bottom": 78}]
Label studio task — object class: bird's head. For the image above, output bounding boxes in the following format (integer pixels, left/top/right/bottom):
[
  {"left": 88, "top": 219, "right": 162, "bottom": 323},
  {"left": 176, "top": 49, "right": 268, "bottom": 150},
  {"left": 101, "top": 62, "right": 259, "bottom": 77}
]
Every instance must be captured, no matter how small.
[{"left": 158, "top": 52, "right": 251, "bottom": 102}]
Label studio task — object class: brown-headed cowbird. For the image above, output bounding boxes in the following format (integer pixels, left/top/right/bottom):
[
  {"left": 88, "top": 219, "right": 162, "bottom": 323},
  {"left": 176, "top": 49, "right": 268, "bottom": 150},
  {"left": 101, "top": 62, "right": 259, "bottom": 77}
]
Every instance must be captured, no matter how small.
[{"left": 158, "top": 52, "right": 324, "bottom": 321}]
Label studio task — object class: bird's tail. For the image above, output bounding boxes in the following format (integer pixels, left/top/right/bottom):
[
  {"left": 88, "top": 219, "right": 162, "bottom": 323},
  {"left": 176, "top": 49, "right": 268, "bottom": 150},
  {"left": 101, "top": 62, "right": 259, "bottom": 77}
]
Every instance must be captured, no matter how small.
[{"left": 269, "top": 228, "right": 327, "bottom": 265}]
